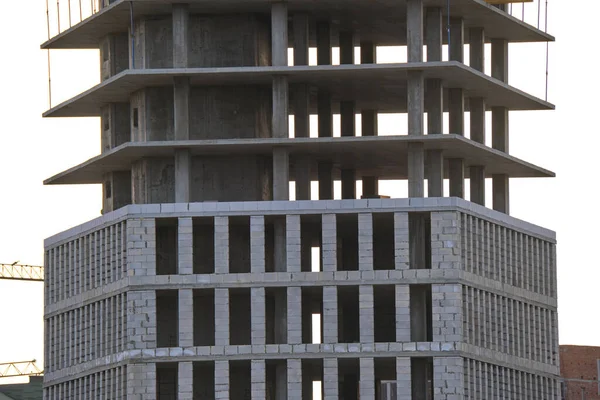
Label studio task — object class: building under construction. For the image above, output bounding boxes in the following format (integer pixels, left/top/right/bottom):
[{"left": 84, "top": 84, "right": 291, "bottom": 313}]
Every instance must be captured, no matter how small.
[{"left": 42, "top": 0, "right": 559, "bottom": 398}]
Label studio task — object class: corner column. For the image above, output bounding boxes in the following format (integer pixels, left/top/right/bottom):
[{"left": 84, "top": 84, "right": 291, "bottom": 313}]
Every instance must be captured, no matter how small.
[
  {"left": 492, "top": 38, "right": 510, "bottom": 213},
  {"left": 448, "top": 18, "right": 465, "bottom": 199},
  {"left": 425, "top": 7, "right": 444, "bottom": 197},
  {"left": 173, "top": 4, "right": 191, "bottom": 203},
  {"left": 360, "top": 41, "right": 379, "bottom": 198},
  {"left": 469, "top": 27, "right": 487, "bottom": 206},
  {"left": 317, "top": 21, "right": 334, "bottom": 200},
  {"left": 407, "top": 0, "right": 425, "bottom": 198},
  {"left": 293, "top": 13, "right": 312, "bottom": 200}
]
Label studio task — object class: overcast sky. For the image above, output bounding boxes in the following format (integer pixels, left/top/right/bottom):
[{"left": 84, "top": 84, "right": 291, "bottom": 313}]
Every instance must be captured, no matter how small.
[{"left": 0, "top": 0, "right": 597, "bottom": 380}]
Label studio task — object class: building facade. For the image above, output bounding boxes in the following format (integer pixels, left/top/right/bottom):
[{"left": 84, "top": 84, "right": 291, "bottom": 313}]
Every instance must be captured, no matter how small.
[
  {"left": 560, "top": 345, "right": 600, "bottom": 400},
  {"left": 42, "top": 0, "right": 559, "bottom": 399}
]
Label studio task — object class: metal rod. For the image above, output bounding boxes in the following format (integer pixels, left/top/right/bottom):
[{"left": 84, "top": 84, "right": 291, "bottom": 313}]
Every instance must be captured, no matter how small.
[
  {"left": 537, "top": 0, "right": 541, "bottom": 29},
  {"left": 68, "top": 0, "right": 72, "bottom": 27},
  {"left": 57, "top": 0, "right": 61, "bottom": 32},
  {"left": 447, "top": 0, "right": 451, "bottom": 60},
  {"left": 46, "top": 0, "right": 51, "bottom": 39},
  {"left": 79, "top": 0, "right": 82, "bottom": 21},
  {"left": 522, "top": 3, "right": 525, "bottom": 21},
  {"left": 48, "top": 50, "right": 52, "bottom": 108}
]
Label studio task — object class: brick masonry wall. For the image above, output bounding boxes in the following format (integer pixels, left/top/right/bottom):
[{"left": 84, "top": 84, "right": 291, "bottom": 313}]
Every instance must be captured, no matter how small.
[{"left": 561, "top": 345, "right": 600, "bottom": 400}]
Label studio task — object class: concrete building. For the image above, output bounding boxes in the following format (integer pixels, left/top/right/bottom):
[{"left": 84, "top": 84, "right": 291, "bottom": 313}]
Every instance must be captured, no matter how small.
[
  {"left": 42, "top": 0, "right": 559, "bottom": 398},
  {"left": 560, "top": 345, "right": 600, "bottom": 400}
]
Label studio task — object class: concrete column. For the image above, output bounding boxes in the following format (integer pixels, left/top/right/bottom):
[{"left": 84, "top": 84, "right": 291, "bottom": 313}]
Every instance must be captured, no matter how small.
[
  {"left": 340, "top": 97, "right": 356, "bottom": 199},
  {"left": 214, "top": 289, "right": 229, "bottom": 346},
  {"left": 492, "top": 38, "right": 509, "bottom": 213},
  {"left": 178, "top": 361, "right": 193, "bottom": 400},
  {"left": 396, "top": 357, "right": 412, "bottom": 399},
  {"left": 323, "top": 358, "right": 339, "bottom": 400},
  {"left": 214, "top": 360, "right": 230, "bottom": 399},
  {"left": 359, "top": 357, "right": 375, "bottom": 399},
  {"left": 251, "top": 287, "right": 266, "bottom": 345},
  {"left": 447, "top": 18, "right": 465, "bottom": 199},
  {"left": 251, "top": 216, "right": 266, "bottom": 273},
  {"left": 251, "top": 360, "right": 267, "bottom": 400},
  {"left": 448, "top": 17, "right": 464, "bottom": 62},
  {"left": 271, "top": 3, "right": 288, "bottom": 67},
  {"left": 287, "top": 359, "right": 302, "bottom": 399},
  {"left": 273, "top": 148, "right": 290, "bottom": 200},
  {"left": 179, "top": 289, "right": 193, "bottom": 347},
  {"left": 430, "top": 211, "right": 461, "bottom": 270},
  {"left": 287, "top": 287, "right": 302, "bottom": 344},
  {"left": 407, "top": 1, "right": 425, "bottom": 197},
  {"left": 292, "top": 14, "right": 311, "bottom": 200},
  {"left": 469, "top": 27, "right": 486, "bottom": 206},
  {"left": 358, "top": 213, "right": 374, "bottom": 271},
  {"left": 425, "top": 7, "right": 444, "bottom": 198},
  {"left": 322, "top": 286, "right": 338, "bottom": 343},
  {"left": 359, "top": 285, "right": 375, "bottom": 343},
  {"left": 127, "top": 363, "right": 156, "bottom": 399},
  {"left": 432, "top": 284, "right": 463, "bottom": 341},
  {"left": 126, "top": 290, "right": 156, "bottom": 349},
  {"left": 286, "top": 215, "right": 302, "bottom": 272},
  {"left": 214, "top": 216, "right": 229, "bottom": 274},
  {"left": 318, "top": 89, "right": 334, "bottom": 200},
  {"left": 321, "top": 214, "right": 337, "bottom": 272},
  {"left": 360, "top": 41, "right": 379, "bottom": 199},
  {"left": 395, "top": 285, "right": 411, "bottom": 341},
  {"left": 173, "top": 6, "right": 191, "bottom": 204},
  {"left": 394, "top": 212, "right": 410, "bottom": 270}
]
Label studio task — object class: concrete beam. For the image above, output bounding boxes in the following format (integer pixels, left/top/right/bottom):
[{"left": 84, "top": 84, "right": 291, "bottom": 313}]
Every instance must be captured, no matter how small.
[{"left": 271, "top": 3, "right": 288, "bottom": 67}]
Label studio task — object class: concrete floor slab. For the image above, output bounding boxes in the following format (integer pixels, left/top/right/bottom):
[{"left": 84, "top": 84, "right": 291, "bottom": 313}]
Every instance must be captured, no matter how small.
[
  {"left": 43, "top": 62, "right": 554, "bottom": 118},
  {"left": 42, "top": 0, "right": 553, "bottom": 50},
  {"left": 44, "top": 134, "right": 554, "bottom": 185}
]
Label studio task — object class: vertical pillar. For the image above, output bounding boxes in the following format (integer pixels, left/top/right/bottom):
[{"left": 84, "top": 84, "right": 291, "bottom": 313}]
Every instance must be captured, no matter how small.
[
  {"left": 359, "top": 357, "right": 375, "bottom": 399},
  {"left": 323, "top": 358, "right": 339, "bottom": 400},
  {"left": 179, "top": 289, "right": 193, "bottom": 347},
  {"left": 322, "top": 286, "right": 338, "bottom": 343},
  {"left": 358, "top": 213, "right": 374, "bottom": 271},
  {"left": 272, "top": 3, "right": 290, "bottom": 203},
  {"left": 407, "top": 0, "right": 425, "bottom": 198},
  {"left": 178, "top": 361, "right": 193, "bottom": 400},
  {"left": 433, "top": 357, "right": 464, "bottom": 398},
  {"left": 251, "top": 287, "right": 266, "bottom": 345},
  {"left": 173, "top": 4, "right": 191, "bottom": 203},
  {"left": 251, "top": 360, "right": 267, "bottom": 400},
  {"left": 340, "top": 31, "right": 357, "bottom": 199},
  {"left": 360, "top": 41, "right": 379, "bottom": 198},
  {"left": 214, "top": 289, "right": 229, "bottom": 346},
  {"left": 448, "top": 18, "right": 465, "bottom": 199},
  {"left": 396, "top": 357, "right": 412, "bottom": 399},
  {"left": 431, "top": 283, "right": 463, "bottom": 342},
  {"left": 359, "top": 285, "right": 374, "bottom": 343},
  {"left": 492, "top": 38, "right": 510, "bottom": 213},
  {"left": 317, "top": 21, "right": 334, "bottom": 200},
  {"left": 214, "top": 216, "right": 229, "bottom": 274},
  {"left": 394, "top": 212, "right": 410, "bottom": 270},
  {"left": 178, "top": 217, "right": 193, "bottom": 274},
  {"left": 214, "top": 360, "right": 230, "bottom": 399},
  {"left": 321, "top": 214, "right": 337, "bottom": 272},
  {"left": 286, "top": 215, "right": 302, "bottom": 272},
  {"left": 293, "top": 14, "right": 311, "bottom": 200},
  {"left": 469, "top": 27, "right": 486, "bottom": 205},
  {"left": 425, "top": 7, "right": 444, "bottom": 197},
  {"left": 396, "top": 285, "right": 411, "bottom": 341},
  {"left": 250, "top": 216, "right": 266, "bottom": 273},
  {"left": 287, "top": 359, "right": 302, "bottom": 399},
  {"left": 287, "top": 287, "right": 302, "bottom": 344}
]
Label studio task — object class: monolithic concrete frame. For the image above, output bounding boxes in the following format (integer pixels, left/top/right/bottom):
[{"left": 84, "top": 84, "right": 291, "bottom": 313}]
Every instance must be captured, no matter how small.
[{"left": 42, "top": 1, "right": 558, "bottom": 399}]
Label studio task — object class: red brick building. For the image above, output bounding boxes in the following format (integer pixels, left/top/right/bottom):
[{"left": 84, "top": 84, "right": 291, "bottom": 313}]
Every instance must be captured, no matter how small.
[{"left": 561, "top": 345, "right": 600, "bottom": 399}]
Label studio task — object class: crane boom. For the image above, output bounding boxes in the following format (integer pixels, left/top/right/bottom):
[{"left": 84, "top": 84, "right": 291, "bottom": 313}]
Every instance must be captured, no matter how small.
[
  {"left": 0, "top": 361, "right": 43, "bottom": 378},
  {"left": 0, "top": 263, "right": 43, "bottom": 281}
]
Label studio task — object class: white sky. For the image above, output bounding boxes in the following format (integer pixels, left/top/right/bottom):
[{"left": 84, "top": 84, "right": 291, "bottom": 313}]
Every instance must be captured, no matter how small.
[{"left": 0, "top": 0, "right": 597, "bottom": 380}]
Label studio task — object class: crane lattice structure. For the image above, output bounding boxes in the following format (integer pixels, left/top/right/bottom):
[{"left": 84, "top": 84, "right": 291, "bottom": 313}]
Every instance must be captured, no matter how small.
[
  {"left": 0, "top": 360, "right": 43, "bottom": 379},
  {"left": 0, "top": 263, "right": 43, "bottom": 281}
]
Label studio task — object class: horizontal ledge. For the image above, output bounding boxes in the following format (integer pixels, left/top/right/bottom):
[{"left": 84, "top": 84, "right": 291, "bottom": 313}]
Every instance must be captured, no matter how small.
[
  {"left": 41, "top": 0, "right": 553, "bottom": 50},
  {"left": 43, "top": 62, "right": 554, "bottom": 118},
  {"left": 44, "top": 135, "right": 554, "bottom": 185}
]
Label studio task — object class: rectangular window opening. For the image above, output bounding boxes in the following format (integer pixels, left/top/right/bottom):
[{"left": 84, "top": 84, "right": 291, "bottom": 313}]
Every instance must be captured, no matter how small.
[
  {"left": 409, "top": 212, "right": 432, "bottom": 269},
  {"left": 374, "top": 285, "right": 396, "bottom": 343},
  {"left": 230, "top": 360, "right": 251, "bottom": 400},
  {"left": 374, "top": 213, "right": 395, "bottom": 270},
  {"left": 229, "top": 288, "right": 251, "bottom": 345},
  {"left": 338, "top": 286, "right": 359, "bottom": 343},
  {"left": 410, "top": 285, "right": 433, "bottom": 342},
  {"left": 193, "top": 289, "right": 215, "bottom": 347},
  {"left": 266, "top": 287, "right": 287, "bottom": 345},
  {"left": 156, "top": 362, "right": 177, "bottom": 400},
  {"left": 337, "top": 214, "right": 358, "bottom": 271},
  {"left": 230, "top": 216, "right": 251, "bottom": 274},
  {"left": 411, "top": 357, "right": 434, "bottom": 400},
  {"left": 156, "top": 218, "right": 178, "bottom": 275},
  {"left": 193, "top": 217, "right": 215, "bottom": 274},
  {"left": 156, "top": 290, "right": 179, "bottom": 348},
  {"left": 193, "top": 361, "right": 215, "bottom": 400}
]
